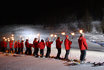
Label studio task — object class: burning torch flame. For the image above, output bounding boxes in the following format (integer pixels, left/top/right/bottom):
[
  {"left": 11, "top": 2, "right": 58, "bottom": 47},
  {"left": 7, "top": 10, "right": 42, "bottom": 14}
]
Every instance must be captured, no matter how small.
[
  {"left": 3, "top": 37, "right": 6, "bottom": 39},
  {"left": 5, "top": 39, "right": 7, "bottom": 41},
  {"left": 50, "top": 34, "right": 54, "bottom": 37},
  {"left": 71, "top": 32, "right": 75, "bottom": 36},
  {"left": 61, "top": 32, "right": 65, "bottom": 35},
  {"left": 54, "top": 34, "right": 57, "bottom": 37},
  {"left": 37, "top": 33, "right": 40, "bottom": 36},
  {"left": 11, "top": 34, "right": 14, "bottom": 37},
  {"left": 7, "top": 38, "right": 10, "bottom": 42},
  {"left": 79, "top": 30, "right": 83, "bottom": 34}
]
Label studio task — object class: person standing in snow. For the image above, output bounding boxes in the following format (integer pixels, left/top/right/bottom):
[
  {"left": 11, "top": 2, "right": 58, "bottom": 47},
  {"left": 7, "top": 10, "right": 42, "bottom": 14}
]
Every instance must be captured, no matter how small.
[
  {"left": 14, "top": 41, "right": 18, "bottom": 53},
  {"left": 38, "top": 39, "right": 45, "bottom": 57},
  {"left": 17, "top": 40, "right": 21, "bottom": 54},
  {"left": 78, "top": 33, "right": 88, "bottom": 63},
  {"left": 9, "top": 40, "right": 13, "bottom": 53},
  {"left": 25, "top": 39, "right": 30, "bottom": 55},
  {"left": 45, "top": 38, "right": 53, "bottom": 58},
  {"left": 55, "top": 37, "right": 63, "bottom": 59},
  {"left": 20, "top": 40, "right": 24, "bottom": 54},
  {"left": 64, "top": 35, "right": 72, "bottom": 60}
]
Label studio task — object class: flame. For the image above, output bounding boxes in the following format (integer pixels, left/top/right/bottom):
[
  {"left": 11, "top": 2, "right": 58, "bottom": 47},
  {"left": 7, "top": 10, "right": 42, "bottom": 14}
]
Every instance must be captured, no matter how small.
[
  {"left": 71, "top": 32, "right": 75, "bottom": 36},
  {"left": 54, "top": 34, "right": 57, "bottom": 37},
  {"left": 50, "top": 34, "right": 54, "bottom": 37},
  {"left": 79, "top": 30, "right": 83, "bottom": 33},
  {"left": 61, "top": 32, "right": 65, "bottom": 35}
]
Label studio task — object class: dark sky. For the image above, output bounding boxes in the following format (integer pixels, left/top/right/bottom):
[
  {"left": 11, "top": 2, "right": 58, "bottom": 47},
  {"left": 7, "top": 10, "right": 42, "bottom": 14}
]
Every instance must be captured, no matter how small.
[{"left": 0, "top": 1, "right": 104, "bottom": 25}]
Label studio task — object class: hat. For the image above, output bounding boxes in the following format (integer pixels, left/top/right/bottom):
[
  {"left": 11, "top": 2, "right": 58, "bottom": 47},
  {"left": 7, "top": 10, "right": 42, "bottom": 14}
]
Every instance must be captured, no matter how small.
[{"left": 66, "top": 35, "right": 69, "bottom": 37}]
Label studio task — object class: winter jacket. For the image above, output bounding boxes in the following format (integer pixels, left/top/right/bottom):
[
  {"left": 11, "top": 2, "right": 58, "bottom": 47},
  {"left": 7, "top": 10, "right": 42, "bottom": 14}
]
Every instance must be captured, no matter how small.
[
  {"left": 18, "top": 42, "right": 21, "bottom": 48},
  {"left": 21, "top": 42, "right": 24, "bottom": 48},
  {"left": 9, "top": 41, "right": 13, "bottom": 49},
  {"left": 78, "top": 36, "right": 88, "bottom": 50},
  {"left": 38, "top": 42, "right": 45, "bottom": 49},
  {"left": 56, "top": 39, "right": 63, "bottom": 49},
  {"left": 33, "top": 41, "right": 39, "bottom": 48},
  {"left": 64, "top": 38, "right": 72, "bottom": 50},
  {"left": 14, "top": 42, "right": 18, "bottom": 48},
  {"left": 46, "top": 41, "right": 53, "bottom": 48},
  {"left": 25, "top": 41, "right": 29, "bottom": 48}
]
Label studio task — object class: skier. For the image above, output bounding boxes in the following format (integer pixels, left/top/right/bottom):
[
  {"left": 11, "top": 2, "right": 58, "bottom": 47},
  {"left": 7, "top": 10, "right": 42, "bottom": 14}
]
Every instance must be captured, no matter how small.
[
  {"left": 38, "top": 39, "right": 45, "bottom": 58},
  {"left": 64, "top": 35, "right": 72, "bottom": 60},
  {"left": 14, "top": 41, "right": 18, "bottom": 54},
  {"left": 25, "top": 39, "right": 30, "bottom": 55},
  {"left": 9, "top": 40, "right": 13, "bottom": 53},
  {"left": 45, "top": 38, "right": 53, "bottom": 58},
  {"left": 17, "top": 40, "right": 21, "bottom": 54},
  {"left": 20, "top": 40, "right": 24, "bottom": 54},
  {"left": 55, "top": 37, "right": 63, "bottom": 59},
  {"left": 78, "top": 33, "right": 88, "bottom": 63}
]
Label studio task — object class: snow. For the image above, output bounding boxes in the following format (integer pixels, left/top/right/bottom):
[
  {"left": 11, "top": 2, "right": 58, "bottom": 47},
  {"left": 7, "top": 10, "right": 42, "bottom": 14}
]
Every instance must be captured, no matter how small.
[{"left": 0, "top": 49, "right": 104, "bottom": 70}]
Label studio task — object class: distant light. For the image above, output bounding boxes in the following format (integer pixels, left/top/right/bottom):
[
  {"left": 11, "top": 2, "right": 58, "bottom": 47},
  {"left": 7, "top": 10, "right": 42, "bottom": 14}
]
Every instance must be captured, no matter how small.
[
  {"left": 50, "top": 34, "right": 54, "bottom": 37},
  {"left": 61, "top": 32, "right": 65, "bottom": 35}
]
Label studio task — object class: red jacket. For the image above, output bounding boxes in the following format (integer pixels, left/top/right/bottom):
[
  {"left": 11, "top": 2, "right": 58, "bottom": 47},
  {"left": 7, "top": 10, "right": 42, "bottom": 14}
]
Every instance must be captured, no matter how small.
[
  {"left": 46, "top": 41, "right": 53, "bottom": 48},
  {"left": 25, "top": 41, "right": 29, "bottom": 48},
  {"left": 78, "top": 36, "right": 88, "bottom": 50},
  {"left": 56, "top": 39, "right": 63, "bottom": 49},
  {"left": 64, "top": 38, "right": 72, "bottom": 50},
  {"left": 14, "top": 42, "right": 18, "bottom": 48},
  {"left": 9, "top": 41, "right": 13, "bottom": 49},
  {"left": 29, "top": 43, "right": 33, "bottom": 48},
  {"left": 1, "top": 41, "right": 7, "bottom": 48},
  {"left": 18, "top": 42, "right": 21, "bottom": 48},
  {"left": 38, "top": 42, "right": 45, "bottom": 49},
  {"left": 33, "top": 41, "right": 39, "bottom": 48},
  {"left": 21, "top": 42, "right": 24, "bottom": 48}
]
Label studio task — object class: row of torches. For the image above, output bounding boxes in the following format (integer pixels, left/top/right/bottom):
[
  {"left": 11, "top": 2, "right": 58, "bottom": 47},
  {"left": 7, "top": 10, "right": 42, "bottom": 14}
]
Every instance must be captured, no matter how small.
[{"left": 2, "top": 30, "right": 83, "bottom": 42}]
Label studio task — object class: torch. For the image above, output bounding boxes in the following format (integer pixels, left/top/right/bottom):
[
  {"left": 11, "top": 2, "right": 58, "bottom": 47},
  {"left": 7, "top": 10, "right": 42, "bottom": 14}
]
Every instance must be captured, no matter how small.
[
  {"left": 37, "top": 33, "right": 40, "bottom": 41},
  {"left": 79, "top": 29, "right": 83, "bottom": 34},
  {"left": 53, "top": 34, "right": 57, "bottom": 41},
  {"left": 71, "top": 32, "right": 75, "bottom": 39},
  {"left": 61, "top": 32, "right": 66, "bottom": 40},
  {"left": 50, "top": 34, "right": 54, "bottom": 41},
  {"left": 3, "top": 37, "right": 6, "bottom": 40}
]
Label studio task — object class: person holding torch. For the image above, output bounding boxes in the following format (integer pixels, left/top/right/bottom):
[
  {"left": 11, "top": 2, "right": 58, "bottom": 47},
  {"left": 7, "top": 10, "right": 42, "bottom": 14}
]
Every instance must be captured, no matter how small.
[
  {"left": 78, "top": 33, "right": 88, "bottom": 63},
  {"left": 55, "top": 37, "right": 63, "bottom": 59},
  {"left": 64, "top": 35, "right": 72, "bottom": 60},
  {"left": 45, "top": 38, "right": 53, "bottom": 58}
]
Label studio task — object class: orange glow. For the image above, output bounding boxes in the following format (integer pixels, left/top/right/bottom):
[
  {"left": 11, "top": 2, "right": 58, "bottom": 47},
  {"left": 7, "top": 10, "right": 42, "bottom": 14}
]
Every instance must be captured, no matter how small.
[
  {"left": 3, "top": 37, "right": 6, "bottom": 39},
  {"left": 61, "top": 32, "right": 65, "bottom": 35},
  {"left": 54, "top": 34, "right": 57, "bottom": 37},
  {"left": 37, "top": 33, "right": 40, "bottom": 37},
  {"left": 79, "top": 30, "right": 83, "bottom": 33},
  {"left": 71, "top": 32, "right": 75, "bottom": 36},
  {"left": 11, "top": 34, "right": 14, "bottom": 37},
  {"left": 5, "top": 39, "right": 7, "bottom": 41},
  {"left": 50, "top": 34, "right": 54, "bottom": 37}
]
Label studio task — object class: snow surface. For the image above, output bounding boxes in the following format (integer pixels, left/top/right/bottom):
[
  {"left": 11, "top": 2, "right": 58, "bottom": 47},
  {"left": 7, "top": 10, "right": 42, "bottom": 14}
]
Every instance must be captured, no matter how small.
[{"left": 0, "top": 49, "right": 104, "bottom": 70}]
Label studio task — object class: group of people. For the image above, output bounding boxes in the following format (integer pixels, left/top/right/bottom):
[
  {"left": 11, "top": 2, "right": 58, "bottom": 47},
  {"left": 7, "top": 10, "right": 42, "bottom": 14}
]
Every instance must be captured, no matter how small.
[{"left": 0, "top": 33, "right": 88, "bottom": 63}]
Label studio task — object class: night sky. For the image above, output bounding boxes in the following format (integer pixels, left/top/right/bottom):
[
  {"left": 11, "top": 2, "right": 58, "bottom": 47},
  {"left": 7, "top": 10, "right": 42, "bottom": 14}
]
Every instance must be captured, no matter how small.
[{"left": 0, "top": 1, "right": 104, "bottom": 26}]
